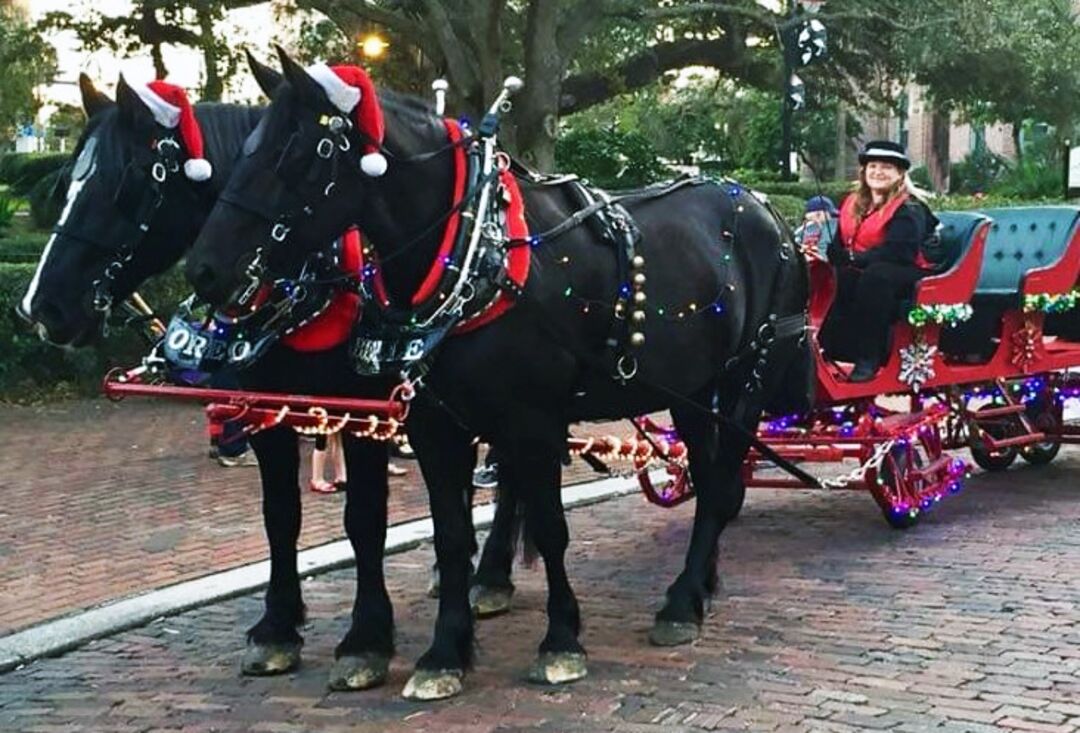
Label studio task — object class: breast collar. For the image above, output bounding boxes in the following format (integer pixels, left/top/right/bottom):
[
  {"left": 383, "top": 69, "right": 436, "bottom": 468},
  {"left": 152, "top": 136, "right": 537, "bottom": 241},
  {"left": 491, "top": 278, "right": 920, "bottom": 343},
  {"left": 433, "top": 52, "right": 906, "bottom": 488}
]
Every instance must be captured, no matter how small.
[{"left": 350, "top": 119, "right": 530, "bottom": 377}]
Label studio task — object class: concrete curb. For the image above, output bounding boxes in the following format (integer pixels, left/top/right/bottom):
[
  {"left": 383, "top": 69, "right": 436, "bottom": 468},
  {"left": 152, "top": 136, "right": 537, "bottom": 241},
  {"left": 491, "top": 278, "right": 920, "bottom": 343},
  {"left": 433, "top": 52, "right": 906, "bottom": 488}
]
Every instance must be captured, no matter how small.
[{"left": 0, "top": 471, "right": 646, "bottom": 674}]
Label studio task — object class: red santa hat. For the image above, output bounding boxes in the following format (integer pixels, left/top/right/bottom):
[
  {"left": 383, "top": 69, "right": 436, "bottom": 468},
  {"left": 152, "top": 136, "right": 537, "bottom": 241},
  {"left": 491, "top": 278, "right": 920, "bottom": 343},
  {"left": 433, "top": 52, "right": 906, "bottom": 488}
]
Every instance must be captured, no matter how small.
[
  {"left": 130, "top": 80, "right": 212, "bottom": 182},
  {"left": 304, "top": 63, "right": 387, "bottom": 177}
]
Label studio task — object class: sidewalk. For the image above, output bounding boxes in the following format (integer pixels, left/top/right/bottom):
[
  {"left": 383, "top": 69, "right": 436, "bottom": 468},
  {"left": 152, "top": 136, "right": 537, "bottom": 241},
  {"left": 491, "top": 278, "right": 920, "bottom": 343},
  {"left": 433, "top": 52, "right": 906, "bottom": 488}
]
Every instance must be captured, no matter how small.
[
  {"left": 0, "top": 397, "right": 615, "bottom": 638},
  {"left": 2, "top": 451, "right": 1079, "bottom": 732}
]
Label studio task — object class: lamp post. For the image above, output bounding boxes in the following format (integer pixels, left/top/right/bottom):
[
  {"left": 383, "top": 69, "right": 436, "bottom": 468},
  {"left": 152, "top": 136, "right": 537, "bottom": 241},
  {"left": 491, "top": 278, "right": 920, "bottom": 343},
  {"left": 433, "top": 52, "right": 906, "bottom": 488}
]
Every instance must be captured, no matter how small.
[{"left": 778, "top": 0, "right": 827, "bottom": 180}]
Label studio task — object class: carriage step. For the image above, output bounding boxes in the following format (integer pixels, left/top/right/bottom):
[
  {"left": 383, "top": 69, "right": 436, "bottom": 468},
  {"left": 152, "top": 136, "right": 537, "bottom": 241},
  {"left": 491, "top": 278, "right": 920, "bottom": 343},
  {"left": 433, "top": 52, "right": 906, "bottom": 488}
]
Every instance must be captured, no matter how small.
[
  {"left": 980, "top": 432, "right": 1047, "bottom": 450},
  {"left": 966, "top": 404, "right": 1026, "bottom": 419}
]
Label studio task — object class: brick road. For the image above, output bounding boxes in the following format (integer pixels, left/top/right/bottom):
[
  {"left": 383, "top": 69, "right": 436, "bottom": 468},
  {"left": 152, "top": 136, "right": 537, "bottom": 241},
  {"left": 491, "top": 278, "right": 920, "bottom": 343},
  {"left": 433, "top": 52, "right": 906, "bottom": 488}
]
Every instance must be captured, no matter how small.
[
  {"left": 0, "top": 398, "right": 609, "bottom": 637},
  {"left": 3, "top": 448, "right": 1079, "bottom": 732}
]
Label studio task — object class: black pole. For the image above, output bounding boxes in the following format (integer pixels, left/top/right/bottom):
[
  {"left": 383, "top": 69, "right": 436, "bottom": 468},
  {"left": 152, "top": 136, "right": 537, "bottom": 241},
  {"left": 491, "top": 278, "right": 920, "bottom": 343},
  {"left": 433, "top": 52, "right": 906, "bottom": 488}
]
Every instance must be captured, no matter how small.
[{"left": 779, "top": 0, "right": 796, "bottom": 181}]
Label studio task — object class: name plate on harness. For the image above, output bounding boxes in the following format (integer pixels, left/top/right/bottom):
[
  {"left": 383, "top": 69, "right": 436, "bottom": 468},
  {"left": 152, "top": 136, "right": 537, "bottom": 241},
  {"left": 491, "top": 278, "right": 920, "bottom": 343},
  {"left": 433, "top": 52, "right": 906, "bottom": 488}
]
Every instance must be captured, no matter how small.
[
  {"left": 162, "top": 315, "right": 255, "bottom": 371},
  {"left": 349, "top": 320, "right": 455, "bottom": 377}
]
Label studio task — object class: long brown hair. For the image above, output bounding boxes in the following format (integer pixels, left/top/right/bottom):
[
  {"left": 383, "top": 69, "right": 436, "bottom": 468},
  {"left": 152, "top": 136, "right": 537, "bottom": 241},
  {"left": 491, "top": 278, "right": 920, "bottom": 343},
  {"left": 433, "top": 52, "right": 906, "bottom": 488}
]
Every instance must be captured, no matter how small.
[{"left": 851, "top": 164, "right": 907, "bottom": 224}]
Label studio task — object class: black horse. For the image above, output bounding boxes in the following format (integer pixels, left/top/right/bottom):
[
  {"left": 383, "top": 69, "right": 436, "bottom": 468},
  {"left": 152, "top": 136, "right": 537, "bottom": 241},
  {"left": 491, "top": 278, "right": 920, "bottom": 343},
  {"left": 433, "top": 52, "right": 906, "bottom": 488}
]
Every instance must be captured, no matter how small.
[
  {"left": 16, "top": 66, "right": 406, "bottom": 690},
  {"left": 185, "top": 50, "right": 811, "bottom": 700}
]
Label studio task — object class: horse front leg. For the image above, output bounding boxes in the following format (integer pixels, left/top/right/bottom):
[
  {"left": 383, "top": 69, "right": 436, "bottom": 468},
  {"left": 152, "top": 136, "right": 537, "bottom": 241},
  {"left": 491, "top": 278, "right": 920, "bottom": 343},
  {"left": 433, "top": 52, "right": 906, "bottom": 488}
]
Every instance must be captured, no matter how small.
[
  {"left": 402, "top": 402, "right": 478, "bottom": 701},
  {"left": 651, "top": 392, "right": 758, "bottom": 646},
  {"left": 243, "top": 425, "right": 305, "bottom": 675},
  {"left": 328, "top": 434, "right": 395, "bottom": 691}
]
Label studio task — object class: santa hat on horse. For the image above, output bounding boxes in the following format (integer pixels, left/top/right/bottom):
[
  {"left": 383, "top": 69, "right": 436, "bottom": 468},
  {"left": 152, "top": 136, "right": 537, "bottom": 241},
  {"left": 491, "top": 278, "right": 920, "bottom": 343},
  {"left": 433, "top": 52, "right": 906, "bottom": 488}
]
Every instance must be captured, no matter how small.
[
  {"left": 304, "top": 63, "right": 388, "bottom": 177},
  {"left": 130, "top": 80, "right": 213, "bottom": 182}
]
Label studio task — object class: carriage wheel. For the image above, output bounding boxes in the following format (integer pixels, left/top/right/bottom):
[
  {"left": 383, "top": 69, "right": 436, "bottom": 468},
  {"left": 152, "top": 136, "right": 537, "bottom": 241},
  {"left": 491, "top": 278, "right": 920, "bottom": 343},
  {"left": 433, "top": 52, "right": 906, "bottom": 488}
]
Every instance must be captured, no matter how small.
[
  {"left": 870, "top": 436, "right": 933, "bottom": 530},
  {"left": 1020, "top": 398, "right": 1062, "bottom": 466},
  {"left": 968, "top": 407, "right": 1019, "bottom": 472}
]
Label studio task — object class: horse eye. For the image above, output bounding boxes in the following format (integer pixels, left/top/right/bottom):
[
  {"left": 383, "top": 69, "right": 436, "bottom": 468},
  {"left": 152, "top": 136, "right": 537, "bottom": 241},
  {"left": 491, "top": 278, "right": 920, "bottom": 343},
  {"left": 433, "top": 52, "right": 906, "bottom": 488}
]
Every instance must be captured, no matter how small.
[{"left": 71, "top": 137, "right": 98, "bottom": 180}]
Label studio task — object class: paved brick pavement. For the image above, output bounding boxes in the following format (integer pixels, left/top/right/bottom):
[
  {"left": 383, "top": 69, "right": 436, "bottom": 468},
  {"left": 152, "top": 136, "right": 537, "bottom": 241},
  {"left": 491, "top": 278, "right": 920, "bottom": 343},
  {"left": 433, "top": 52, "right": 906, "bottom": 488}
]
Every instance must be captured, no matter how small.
[
  {"left": 0, "top": 398, "right": 611, "bottom": 637},
  {"left": 2, "top": 448, "right": 1079, "bottom": 732}
]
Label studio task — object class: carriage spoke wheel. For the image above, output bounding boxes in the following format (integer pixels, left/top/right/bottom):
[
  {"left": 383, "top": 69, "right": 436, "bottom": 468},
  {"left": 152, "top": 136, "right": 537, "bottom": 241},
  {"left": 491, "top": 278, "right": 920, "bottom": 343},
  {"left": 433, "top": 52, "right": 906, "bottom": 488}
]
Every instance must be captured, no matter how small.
[
  {"left": 869, "top": 435, "right": 933, "bottom": 530},
  {"left": 1020, "top": 397, "right": 1062, "bottom": 466}
]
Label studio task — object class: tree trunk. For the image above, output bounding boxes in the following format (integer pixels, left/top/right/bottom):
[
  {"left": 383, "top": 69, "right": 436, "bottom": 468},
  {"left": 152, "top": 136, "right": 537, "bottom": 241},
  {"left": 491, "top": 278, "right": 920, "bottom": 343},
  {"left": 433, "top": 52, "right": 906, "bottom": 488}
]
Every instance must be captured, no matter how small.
[
  {"left": 1011, "top": 120, "right": 1024, "bottom": 166},
  {"left": 516, "top": 0, "right": 561, "bottom": 171},
  {"left": 196, "top": 4, "right": 221, "bottom": 101},
  {"left": 151, "top": 43, "right": 167, "bottom": 78}
]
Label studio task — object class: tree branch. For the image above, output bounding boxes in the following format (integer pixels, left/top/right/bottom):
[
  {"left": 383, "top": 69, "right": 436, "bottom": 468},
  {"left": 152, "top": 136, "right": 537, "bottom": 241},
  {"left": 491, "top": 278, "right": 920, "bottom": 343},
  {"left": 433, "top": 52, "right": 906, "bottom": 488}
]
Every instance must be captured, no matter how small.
[{"left": 559, "top": 37, "right": 775, "bottom": 116}]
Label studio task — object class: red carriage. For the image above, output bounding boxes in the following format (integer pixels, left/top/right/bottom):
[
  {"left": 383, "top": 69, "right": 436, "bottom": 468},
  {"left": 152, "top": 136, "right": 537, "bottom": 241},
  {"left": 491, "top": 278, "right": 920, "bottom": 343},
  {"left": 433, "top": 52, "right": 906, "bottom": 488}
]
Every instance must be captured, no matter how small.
[{"left": 104, "top": 204, "right": 1080, "bottom": 529}]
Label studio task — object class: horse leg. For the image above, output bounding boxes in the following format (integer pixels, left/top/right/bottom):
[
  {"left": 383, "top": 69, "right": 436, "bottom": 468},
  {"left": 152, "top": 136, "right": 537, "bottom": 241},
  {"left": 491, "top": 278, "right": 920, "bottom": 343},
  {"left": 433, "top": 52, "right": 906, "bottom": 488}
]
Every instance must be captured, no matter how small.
[
  {"left": 327, "top": 435, "right": 395, "bottom": 690},
  {"left": 505, "top": 438, "right": 586, "bottom": 685},
  {"left": 402, "top": 403, "right": 478, "bottom": 701},
  {"left": 243, "top": 425, "right": 305, "bottom": 675},
  {"left": 650, "top": 391, "right": 757, "bottom": 646},
  {"left": 470, "top": 481, "right": 518, "bottom": 617}
]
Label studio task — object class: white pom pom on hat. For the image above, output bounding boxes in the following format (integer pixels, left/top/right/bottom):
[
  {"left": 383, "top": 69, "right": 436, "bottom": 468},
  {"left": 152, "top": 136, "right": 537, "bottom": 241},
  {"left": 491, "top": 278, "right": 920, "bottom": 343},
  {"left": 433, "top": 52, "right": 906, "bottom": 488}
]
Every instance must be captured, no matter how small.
[
  {"left": 131, "top": 80, "right": 213, "bottom": 181},
  {"left": 305, "top": 63, "right": 388, "bottom": 177}
]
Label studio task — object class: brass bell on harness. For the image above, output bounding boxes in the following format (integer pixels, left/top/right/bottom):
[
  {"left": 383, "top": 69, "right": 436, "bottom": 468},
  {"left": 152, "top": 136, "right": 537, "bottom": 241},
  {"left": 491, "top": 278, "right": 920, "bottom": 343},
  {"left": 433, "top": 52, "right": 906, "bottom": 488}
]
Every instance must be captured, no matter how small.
[
  {"left": 631, "top": 255, "right": 645, "bottom": 269},
  {"left": 633, "top": 272, "right": 646, "bottom": 286},
  {"left": 630, "top": 332, "right": 646, "bottom": 347},
  {"left": 632, "top": 309, "right": 646, "bottom": 323},
  {"left": 633, "top": 291, "right": 647, "bottom": 305}
]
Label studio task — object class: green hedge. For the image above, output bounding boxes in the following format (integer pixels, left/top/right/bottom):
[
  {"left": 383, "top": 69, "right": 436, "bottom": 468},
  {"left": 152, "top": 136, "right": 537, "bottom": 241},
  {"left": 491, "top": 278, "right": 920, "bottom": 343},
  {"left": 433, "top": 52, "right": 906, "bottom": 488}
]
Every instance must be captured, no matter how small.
[
  {"left": 0, "top": 262, "right": 190, "bottom": 403},
  {"left": 0, "top": 153, "right": 69, "bottom": 196},
  {"left": 0, "top": 231, "right": 48, "bottom": 263}
]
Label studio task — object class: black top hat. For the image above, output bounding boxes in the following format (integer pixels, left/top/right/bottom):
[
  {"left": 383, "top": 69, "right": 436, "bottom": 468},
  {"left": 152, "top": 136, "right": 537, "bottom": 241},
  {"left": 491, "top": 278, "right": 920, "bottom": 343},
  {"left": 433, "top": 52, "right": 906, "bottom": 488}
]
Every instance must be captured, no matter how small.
[{"left": 858, "top": 140, "right": 911, "bottom": 170}]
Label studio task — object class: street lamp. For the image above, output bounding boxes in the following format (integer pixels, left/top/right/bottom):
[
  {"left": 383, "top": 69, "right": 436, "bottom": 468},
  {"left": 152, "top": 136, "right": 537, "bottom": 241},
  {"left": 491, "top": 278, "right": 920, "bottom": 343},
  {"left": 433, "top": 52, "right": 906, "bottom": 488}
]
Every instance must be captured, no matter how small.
[
  {"left": 778, "top": 0, "right": 827, "bottom": 180},
  {"left": 360, "top": 34, "right": 388, "bottom": 60}
]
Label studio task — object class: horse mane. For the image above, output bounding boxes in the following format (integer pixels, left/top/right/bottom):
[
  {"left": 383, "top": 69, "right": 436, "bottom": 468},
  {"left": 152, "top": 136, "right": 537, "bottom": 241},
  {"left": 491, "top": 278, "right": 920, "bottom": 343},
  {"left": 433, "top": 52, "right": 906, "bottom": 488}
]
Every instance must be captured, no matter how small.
[{"left": 194, "top": 102, "right": 265, "bottom": 173}]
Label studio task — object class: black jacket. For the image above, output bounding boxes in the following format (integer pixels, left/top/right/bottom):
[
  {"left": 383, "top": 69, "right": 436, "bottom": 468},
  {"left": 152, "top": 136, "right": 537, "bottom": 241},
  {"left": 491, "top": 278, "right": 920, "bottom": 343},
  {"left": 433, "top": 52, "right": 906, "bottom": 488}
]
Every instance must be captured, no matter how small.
[{"left": 827, "top": 197, "right": 939, "bottom": 269}]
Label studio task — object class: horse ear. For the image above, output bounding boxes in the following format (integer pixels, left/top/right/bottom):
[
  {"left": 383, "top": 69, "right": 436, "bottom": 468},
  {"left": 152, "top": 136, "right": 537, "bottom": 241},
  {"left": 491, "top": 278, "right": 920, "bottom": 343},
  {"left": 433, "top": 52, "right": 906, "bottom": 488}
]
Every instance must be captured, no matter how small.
[
  {"left": 246, "top": 49, "right": 283, "bottom": 99},
  {"left": 115, "top": 75, "right": 155, "bottom": 130},
  {"left": 274, "top": 44, "right": 323, "bottom": 108},
  {"left": 79, "top": 74, "right": 113, "bottom": 118}
]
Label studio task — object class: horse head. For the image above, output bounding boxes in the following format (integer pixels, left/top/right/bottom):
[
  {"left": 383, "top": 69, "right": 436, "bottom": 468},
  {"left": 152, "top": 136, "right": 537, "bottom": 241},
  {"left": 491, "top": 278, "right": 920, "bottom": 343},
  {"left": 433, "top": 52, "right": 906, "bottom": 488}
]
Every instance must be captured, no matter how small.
[
  {"left": 186, "top": 47, "right": 456, "bottom": 311},
  {"left": 17, "top": 59, "right": 276, "bottom": 347}
]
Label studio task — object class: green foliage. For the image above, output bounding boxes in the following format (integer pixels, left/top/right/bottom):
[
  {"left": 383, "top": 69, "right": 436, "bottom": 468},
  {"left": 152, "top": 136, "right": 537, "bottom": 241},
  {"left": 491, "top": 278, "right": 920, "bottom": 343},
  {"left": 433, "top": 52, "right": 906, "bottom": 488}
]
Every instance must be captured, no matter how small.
[
  {"left": 0, "top": 263, "right": 190, "bottom": 402},
  {"left": 949, "top": 148, "right": 1009, "bottom": 195},
  {"left": 909, "top": 166, "right": 933, "bottom": 190},
  {"left": 0, "top": 193, "right": 17, "bottom": 234},
  {"left": 907, "top": 0, "right": 1080, "bottom": 135},
  {"left": 0, "top": 153, "right": 69, "bottom": 196},
  {"left": 0, "top": 8, "right": 57, "bottom": 140},
  {"left": 555, "top": 127, "right": 671, "bottom": 189}
]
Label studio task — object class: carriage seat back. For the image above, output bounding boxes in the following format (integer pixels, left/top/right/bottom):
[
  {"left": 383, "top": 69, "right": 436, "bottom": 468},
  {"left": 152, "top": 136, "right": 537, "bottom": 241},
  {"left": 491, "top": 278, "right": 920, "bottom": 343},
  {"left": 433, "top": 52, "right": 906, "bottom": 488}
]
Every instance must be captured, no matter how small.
[
  {"left": 934, "top": 211, "right": 987, "bottom": 271},
  {"left": 973, "top": 207, "right": 1080, "bottom": 295}
]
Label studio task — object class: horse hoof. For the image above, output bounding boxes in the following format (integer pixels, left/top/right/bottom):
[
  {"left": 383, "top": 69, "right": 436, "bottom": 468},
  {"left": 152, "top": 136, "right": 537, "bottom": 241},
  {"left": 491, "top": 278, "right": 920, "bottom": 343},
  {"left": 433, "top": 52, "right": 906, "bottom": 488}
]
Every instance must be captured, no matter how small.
[
  {"left": 241, "top": 642, "right": 301, "bottom": 676},
  {"left": 470, "top": 585, "right": 513, "bottom": 618},
  {"left": 328, "top": 653, "right": 390, "bottom": 691},
  {"left": 648, "top": 620, "right": 700, "bottom": 647},
  {"left": 401, "top": 669, "right": 463, "bottom": 701},
  {"left": 527, "top": 652, "right": 588, "bottom": 685}
]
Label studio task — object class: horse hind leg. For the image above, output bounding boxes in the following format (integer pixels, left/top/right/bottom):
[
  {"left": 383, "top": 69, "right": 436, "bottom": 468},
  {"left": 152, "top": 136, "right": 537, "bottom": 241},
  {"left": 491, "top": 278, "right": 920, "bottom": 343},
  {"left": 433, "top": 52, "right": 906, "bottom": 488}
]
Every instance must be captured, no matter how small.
[
  {"left": 470, "top": 480, "right": 518, "bottom": 617},
  {"left": 328, "top": 435, "right": 395, "bottom": 691},
  {"left": 651, "top": 390, "right": 756, "bottom": 647},
  {"left": 243, "top": 426, "right": 305, "bottom": 675}
]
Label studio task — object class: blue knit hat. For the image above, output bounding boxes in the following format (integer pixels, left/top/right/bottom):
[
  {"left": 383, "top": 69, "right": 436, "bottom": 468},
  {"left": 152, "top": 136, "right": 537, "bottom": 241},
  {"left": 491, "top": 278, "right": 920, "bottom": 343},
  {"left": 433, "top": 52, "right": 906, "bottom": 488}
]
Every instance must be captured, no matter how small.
[{"left": 805, "top": 195, "right": 838, "bottom": 216}]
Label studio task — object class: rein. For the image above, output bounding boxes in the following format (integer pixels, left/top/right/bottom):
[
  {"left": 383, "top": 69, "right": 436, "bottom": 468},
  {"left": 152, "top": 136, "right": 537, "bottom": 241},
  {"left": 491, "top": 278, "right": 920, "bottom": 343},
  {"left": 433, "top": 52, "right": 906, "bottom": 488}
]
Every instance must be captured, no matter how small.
[{"left": 55, "top": 137, "right": 200, "bottom": 333}]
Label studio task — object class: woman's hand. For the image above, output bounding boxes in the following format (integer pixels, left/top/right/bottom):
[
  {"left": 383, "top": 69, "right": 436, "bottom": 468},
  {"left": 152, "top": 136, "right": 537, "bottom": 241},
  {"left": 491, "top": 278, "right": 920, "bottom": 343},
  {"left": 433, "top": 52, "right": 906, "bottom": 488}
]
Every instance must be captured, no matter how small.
[{"left": 799, "top": 242, "right": 826, "bottom": 261}]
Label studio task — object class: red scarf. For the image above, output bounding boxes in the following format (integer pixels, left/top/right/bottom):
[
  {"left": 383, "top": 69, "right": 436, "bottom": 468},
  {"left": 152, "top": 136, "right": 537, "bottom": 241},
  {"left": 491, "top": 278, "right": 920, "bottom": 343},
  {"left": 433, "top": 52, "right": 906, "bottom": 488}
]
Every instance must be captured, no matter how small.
[{"left": 838, "top": 192, "right": 909, "bottom": 253}]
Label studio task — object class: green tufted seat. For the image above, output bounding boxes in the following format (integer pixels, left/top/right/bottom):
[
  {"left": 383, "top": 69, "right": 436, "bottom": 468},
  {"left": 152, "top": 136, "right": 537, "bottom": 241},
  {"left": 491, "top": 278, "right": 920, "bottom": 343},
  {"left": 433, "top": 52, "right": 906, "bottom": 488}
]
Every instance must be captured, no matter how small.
[
  {"left": 940, "top": 206, "right": 1080, "bottom": 358},
  {"left": 973, "top": 207, "right": 1080, "bottom": 295},
  {"left": 932, "top": 211, "right": 987, "bottom": 272}
]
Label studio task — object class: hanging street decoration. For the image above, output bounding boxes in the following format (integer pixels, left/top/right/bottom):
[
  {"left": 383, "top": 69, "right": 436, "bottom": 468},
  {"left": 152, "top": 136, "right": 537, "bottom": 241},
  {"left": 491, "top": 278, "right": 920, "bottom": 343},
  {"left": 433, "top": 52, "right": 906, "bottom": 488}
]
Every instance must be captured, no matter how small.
[
  {"left": 796, "top": 18, "right": 828, "bottom": 66},
  {"left": 788, "top": 73, "right": 806, "bottom": 110}
]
